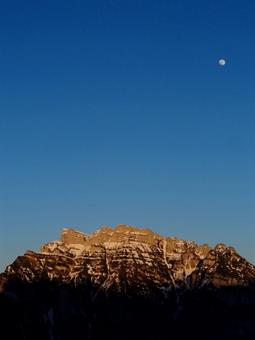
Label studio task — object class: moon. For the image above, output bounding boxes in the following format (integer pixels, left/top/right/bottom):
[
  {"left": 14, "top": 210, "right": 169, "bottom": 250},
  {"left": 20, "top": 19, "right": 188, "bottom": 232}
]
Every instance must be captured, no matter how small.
[{"left": 218, "top": 58, "right": 226, "bottom": 66}]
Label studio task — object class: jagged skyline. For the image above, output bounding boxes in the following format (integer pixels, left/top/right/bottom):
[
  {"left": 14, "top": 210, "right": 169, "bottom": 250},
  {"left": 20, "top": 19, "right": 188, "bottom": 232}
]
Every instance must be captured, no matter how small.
[
  {"left": 3, "top": 224, "right": 255, "bottom": 290},
  {"left": 2, "top": 224, "right": 255, "bottom": 339}
]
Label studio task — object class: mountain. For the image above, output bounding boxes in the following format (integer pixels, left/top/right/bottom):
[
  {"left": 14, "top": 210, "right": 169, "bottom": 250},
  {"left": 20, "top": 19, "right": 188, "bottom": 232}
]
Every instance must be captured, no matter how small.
[
  {"left": 2, "top": 224, "right": 255, "bottom": 291},
  {"left": 1, "top": 224, "right": 255, "bottom": 339}
]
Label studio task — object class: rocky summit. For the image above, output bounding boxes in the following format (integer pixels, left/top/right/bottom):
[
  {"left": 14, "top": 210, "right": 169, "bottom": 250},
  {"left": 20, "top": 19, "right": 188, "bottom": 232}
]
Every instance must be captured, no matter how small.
[
  {"left": 2, "top": 224, "right": 255, "bottom": 291},
  {"left": 1, "top": 224, "right": 255, "bottom": 340}
]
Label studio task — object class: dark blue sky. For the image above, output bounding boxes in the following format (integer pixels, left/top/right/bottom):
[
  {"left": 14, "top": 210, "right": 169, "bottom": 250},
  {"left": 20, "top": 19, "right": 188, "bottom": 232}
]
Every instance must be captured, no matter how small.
[{"left": 1, "top": 0, "right": 255, "bottom": 269}]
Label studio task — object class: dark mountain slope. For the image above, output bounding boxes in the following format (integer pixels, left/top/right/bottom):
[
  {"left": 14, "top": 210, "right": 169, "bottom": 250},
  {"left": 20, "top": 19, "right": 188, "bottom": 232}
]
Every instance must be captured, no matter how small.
[{"left": 1, "top": 224, "right": 255, "bottom": 339}]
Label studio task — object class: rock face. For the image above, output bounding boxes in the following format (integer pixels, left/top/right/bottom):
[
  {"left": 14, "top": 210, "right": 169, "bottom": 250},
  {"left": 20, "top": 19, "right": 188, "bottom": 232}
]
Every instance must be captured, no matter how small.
[
  {"left": 3, "top": 224, "right": 255, "bottom": 292},
  {"left": 1, "top": 224, "right": 255, "bottom": 340}
]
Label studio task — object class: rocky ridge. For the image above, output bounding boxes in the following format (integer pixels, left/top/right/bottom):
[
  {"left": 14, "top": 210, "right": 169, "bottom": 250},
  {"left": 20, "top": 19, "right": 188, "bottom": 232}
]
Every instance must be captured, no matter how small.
[
  {"left": 2, "top": 224, "right": 255, "bottom": 293},
  {"left": 1, "top": 224, "right": 255, "bottom": 340}
]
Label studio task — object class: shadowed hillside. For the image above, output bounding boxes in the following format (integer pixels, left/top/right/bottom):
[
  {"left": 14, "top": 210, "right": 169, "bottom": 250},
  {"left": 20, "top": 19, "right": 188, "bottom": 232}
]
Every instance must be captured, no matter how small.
[{"left": 1, "top": 225, "right": 255, "bottom": 339}]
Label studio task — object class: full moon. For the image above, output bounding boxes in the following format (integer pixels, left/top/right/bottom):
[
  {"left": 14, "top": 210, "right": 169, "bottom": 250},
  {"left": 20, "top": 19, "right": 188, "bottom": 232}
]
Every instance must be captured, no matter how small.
[{"left": 218, "top": 58, "right": 226, "bottom": 66}]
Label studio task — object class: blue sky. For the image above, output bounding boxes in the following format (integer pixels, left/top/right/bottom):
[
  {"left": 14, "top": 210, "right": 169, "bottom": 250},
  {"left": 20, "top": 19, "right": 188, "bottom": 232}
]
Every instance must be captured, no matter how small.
[{"left": 1, "top": 0, "right": 255, "bottom": 270}]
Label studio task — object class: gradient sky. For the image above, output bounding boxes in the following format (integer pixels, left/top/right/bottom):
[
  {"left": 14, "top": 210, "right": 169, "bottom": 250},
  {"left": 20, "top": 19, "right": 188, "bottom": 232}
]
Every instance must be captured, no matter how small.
[{"left": 1, "top": 0, "right": 255, "bottom": 270}]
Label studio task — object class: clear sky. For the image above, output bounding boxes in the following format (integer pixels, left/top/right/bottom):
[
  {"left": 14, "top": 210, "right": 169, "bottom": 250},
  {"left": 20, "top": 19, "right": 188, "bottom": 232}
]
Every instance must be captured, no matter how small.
[{"left": 1, "top": 0, "right": 255, "bottom": 270}]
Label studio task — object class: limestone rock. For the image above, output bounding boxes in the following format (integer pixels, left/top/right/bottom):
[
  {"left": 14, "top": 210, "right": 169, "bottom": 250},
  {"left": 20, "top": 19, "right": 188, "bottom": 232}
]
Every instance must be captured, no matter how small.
[{"left": 2, "top": 224, "right": 255, "bottom": 292}]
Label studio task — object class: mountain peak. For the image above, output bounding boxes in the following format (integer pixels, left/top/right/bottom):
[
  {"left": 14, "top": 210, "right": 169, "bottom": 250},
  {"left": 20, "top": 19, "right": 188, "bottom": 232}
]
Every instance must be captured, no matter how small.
[
  {"left": 1, "top": 224, "right": 255, "bottom": 339},
  {"left": 60, "top": 227, "right": 87, "bottom": 244},
  {"left": 2, "top": 224, "right": 255, "bottom": 291}
]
